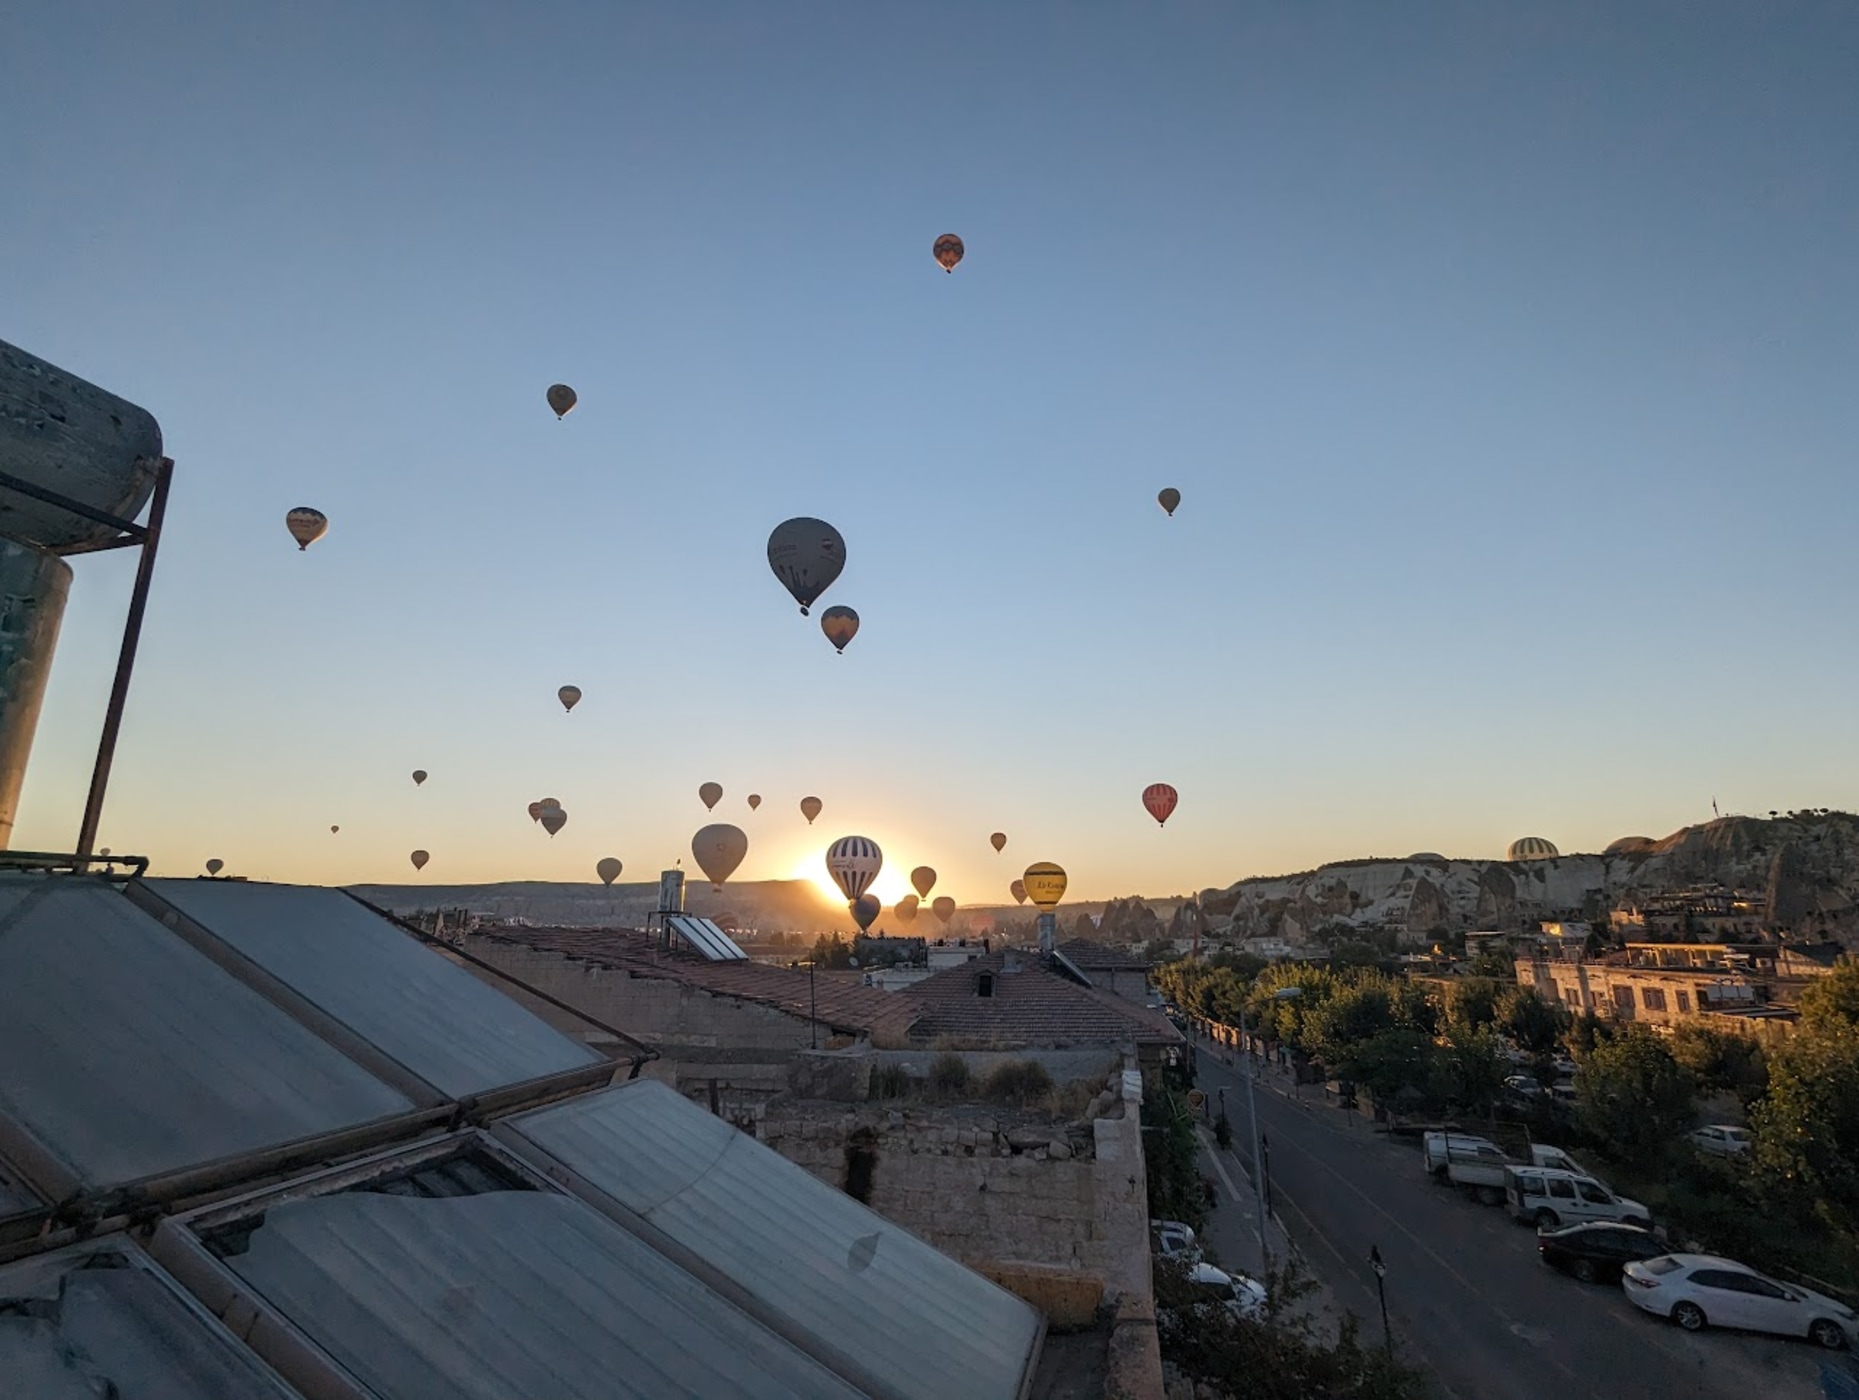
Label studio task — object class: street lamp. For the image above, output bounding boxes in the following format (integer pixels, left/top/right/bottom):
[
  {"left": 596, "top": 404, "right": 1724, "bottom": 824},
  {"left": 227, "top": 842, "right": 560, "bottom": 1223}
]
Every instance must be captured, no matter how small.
[
  {"left": 1238, "top": 985, "right": 1302, "bottom": 1272},
  {"left": 1369, "top": 1245, "right": 1390, "bottom": 1352}
]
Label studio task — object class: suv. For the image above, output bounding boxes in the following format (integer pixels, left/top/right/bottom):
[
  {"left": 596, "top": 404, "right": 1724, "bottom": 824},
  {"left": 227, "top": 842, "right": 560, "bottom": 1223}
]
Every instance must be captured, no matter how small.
[
  {"left": 1507, "top": 1166, "right": 1652, "bottom": 1230},
  {"left": 1690, "top": 1125, "right": 1752, "bottom": 1157}
]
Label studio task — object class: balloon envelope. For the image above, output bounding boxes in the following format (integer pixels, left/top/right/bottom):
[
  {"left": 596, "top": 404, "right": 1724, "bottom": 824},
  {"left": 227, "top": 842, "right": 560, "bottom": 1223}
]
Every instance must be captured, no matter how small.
[
  {"left": 205, "top": 858, "right": 224, "bottom": 876},
  {"left": 330, "top": 826, "right": 339, "bottom": 834},
  {"left": 527, "top": 802, "right": 543, "bottom": 823},
  {"left": 932, "top": 233, "right": 965, "bottom": 272},
  {"left": 699, "top": 782, "right": 723, "bottom": 811},
  {"left": 767, "top": 518, "right": 846, "bottom": 616},
  {"left": 410, "top": 850, "right": 429, "bottom": 871},
  {"left": 541, "top": 808, "right": 567, "bottom": 837},
  {"left": 747, "top": 793, "right": 762, "bottom": 811},
  {"left": 910, "top": 866, "right": 936, "bottom": 900},
  {"left": 411, "top": 770, "right": 427, "bottom": 786},
  {"left": 285, "top": 507, "right": 327, "bottom": 551},
  {"left": 546, "top": 383, "right": 577, "bottom": 419},
  {"left": 820, "top": 605, "right": 860, "bottom": 653},
  {"left": 1011, "top": 878, "right": 1027, "bottom": 905},
  {"left": 895, "top": 894, "right": 920, "bottom": 924},
  {"left": 800, "top": 796, "right": 823, "bottom": 825},
  {"left": 692, "top": 823, "right": 749, "bottom": 889},
  {"left": 825, "top": 835, "right": 883, "bottom": 902},
  {"left": 1142, "top": 783, "right": 1179, "bottom": 827},
  {"left": 596, "top": 857, "right": 623, "bottom": 886},
  {"left": 990, "top": 832, "right": 1007, "bottom": 853},
  {"left": 931, "top": 895, "right": 956, "bottom": 925},
  {"left": 558, "top": 685, "right": 582, "bottom": 713},
  {"left": 1158, "top": 488, "right": 1181, "bottom": 517},
  {"left": 851, "top": 893, "right": 882, "bottom": 933},
  {"left": 1022, "top": 862, "right": 1067, "bottom": 910}
]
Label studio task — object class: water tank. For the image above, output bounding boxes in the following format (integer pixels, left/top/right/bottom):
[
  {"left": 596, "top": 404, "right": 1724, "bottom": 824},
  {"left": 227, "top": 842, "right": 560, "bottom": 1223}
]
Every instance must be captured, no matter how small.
[{"left": 0, "top": 540, "right": 73, "bottom": 846}]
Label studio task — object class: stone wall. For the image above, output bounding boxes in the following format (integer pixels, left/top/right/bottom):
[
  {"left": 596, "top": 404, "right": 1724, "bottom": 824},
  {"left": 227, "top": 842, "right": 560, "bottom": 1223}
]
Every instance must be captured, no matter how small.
[{"left": 874, "top": 1045, "right": 1123, "bottom": 1087}]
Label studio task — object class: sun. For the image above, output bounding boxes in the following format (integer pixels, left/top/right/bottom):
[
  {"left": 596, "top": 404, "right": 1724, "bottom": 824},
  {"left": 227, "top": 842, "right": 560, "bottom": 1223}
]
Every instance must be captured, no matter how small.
[{"left": 789, "top": 856, "right": 911, "bottom": 908}]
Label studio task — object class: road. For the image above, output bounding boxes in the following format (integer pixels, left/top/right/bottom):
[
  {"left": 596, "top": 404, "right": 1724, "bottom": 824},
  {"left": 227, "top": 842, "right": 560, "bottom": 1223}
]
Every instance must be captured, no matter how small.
[{"left": 1188, "top": 1038, "right": 1831, "bottom": 1400}]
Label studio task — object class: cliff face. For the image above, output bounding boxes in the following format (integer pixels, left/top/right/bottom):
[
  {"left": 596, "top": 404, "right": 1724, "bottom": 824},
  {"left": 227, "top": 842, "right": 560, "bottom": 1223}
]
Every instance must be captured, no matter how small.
[{"left": 1206, "top": 813, "right": 1859, "bottom": 950}]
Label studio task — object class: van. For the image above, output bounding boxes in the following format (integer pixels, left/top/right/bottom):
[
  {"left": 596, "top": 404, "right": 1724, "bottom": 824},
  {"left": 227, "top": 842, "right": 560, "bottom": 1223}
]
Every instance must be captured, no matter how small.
[{"left": 1505, "top": 1167, "right": 1651, "bottom": 1231}]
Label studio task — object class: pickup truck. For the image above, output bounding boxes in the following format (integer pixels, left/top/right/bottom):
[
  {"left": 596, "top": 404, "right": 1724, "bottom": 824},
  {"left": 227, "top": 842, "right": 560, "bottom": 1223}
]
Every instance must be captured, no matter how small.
[{"left": 1421, "top": 1133, "right": 1591, "bottom": 1204}]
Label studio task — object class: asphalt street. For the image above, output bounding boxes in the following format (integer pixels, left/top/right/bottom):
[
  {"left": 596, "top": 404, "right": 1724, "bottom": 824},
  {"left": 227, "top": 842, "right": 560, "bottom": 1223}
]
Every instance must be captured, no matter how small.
[{"left": 1188, "top": 1038, "right": 1832, "bottom": 1400}]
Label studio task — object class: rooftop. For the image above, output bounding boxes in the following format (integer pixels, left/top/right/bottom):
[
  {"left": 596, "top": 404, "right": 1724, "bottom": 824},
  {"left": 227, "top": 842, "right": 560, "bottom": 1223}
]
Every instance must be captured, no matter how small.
[
  {"left": 899, "top": 952, "right": 1184, "bottom": 1050},
  {"left": 1055, "top": 936, "right": 1153, "bottom": 973}
]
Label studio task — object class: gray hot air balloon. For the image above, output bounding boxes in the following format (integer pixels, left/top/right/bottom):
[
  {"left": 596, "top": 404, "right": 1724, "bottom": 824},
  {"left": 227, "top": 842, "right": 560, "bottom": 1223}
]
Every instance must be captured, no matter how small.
[
  {"left": 541, "top": 808, "right": 567, "bottom": 837},
  {"left": 895, "top": 894, "right": 920, "bottom": 925},
  {"left": 558, "top": 685, "right": 582, "bottom": 713},
  {"left": 596, "top": 856, "right": 623, "bottom": 886},
  {"left": 410, "top": 850, "right": 430, "bottom": 871},
  {"left": 411, "top": 770, "right": 427, "bottom": 786},
  {"left": 699, "top": 782, "right": 723, "bottom": 811},
  {"left": 747, "top": 793, "right": 762, "bottom": 811},
  {"left": 767, "top": 517, "right": 845, "bottom": 616},
  {"left": 692, "top": 823, "right": 748, "bottom": 889},
  {"left": 546, "top": 384, "right": 577, "bottom": 419},
  {"left": 851, "top": 893, "right": 882, "bottom": 933},
  {"left": 800, "top": 796, "right": 823, "bottom": 825},
  {"left": 205, "top": 858, "right": 224, "bottom": 876},
  {"left": 285, "top": 507, "right": 328, "bottom": 551},
  {"left": 1010, "top": 878, "right": 1027, "bottom": 905},
  {"left": 1158, "top": 487, "right": 1181, "bottom": 517},
  {"left": 931, "top": 895, "right": 956, "bottom": 925}
]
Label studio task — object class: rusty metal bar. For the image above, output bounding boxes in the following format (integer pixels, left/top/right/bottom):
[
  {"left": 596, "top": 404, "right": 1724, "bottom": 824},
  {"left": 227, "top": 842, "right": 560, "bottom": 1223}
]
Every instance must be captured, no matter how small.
[
  {"left": 0, "top": 466, "right": 147, "bottom": 543},
  {"left": 76, "top": 456, "right": 172, "bottom": 859}
]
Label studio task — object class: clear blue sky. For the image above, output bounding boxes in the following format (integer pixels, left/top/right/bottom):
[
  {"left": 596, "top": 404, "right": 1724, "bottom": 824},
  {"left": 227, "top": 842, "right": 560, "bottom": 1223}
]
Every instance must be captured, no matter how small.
[{"left": 8, "top": 2, "right": 1857, "bottom": 904}]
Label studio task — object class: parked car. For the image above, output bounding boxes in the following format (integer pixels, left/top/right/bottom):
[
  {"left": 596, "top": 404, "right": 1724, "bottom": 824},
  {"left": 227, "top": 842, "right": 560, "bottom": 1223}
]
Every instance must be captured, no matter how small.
[
  {"left": 1182, "top": 1261, "right": 1267, "bottom": 1320},
  {"left": 1551, "top": 1056, "right": 1578, "bottom": 1078},
  {"left": 1151, "top": 1219, "right": 1201, "bottom": 1262},
  {"left": 1690, "top": 1125, "right": 1753, "bottom": 1157},
  {"left": 1506, "top": 1166, "right": 1651, "bottom": 1229},
  {"left": 1623, "top": 1254, "right": 1858, "bottom": 1349},
  {"left": 1538, "top": 1222, "right": 1668, "bottom": 1284},
  {"left": 1504, "top": 1074, "right": 1544, "bottom": 1099},
  {"left": 1422, "top": 1133, "right": 1591, "bottom": 1205}
]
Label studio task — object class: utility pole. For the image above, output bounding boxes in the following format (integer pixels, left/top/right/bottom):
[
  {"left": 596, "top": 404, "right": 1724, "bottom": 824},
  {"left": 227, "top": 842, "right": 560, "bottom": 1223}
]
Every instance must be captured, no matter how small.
[{"left": 1369, "top": 1245, "right": 1390, "bottom": 1353}]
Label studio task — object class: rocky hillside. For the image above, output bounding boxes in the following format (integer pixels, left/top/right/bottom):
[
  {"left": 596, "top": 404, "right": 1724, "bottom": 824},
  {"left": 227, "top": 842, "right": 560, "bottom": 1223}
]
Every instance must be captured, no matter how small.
[
  {"left": 1203, "top": 812, "right": 1859, "bottom": 949},
  {"left": 347, "top": 877, "right": 842, "bottom": 933}
]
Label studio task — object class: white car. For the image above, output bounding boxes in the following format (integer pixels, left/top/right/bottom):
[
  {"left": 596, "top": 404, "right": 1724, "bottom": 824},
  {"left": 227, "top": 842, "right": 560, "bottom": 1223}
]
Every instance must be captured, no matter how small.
[
  {"left": 1690, "top": 1125, "right": 1753, "bottom": 1157},
  {"left": 1184, "top": 1261, "right": 1267, "bottom": 1320},
  {"left": 1151, "top": 1219, "right": 1201, "bottom": 1263},
  {"left": 1623, "top": 1254, "right": 1857, "bottom": 1349}
]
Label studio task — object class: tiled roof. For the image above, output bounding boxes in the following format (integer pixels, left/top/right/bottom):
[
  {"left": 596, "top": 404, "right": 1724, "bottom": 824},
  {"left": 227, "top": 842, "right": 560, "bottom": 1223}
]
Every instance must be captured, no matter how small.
[
  {"left": 1056, "top": 937, "right": 1153, "bottom": 973},
  {"left": 898, "top": 952, "right": 1185, "bottom": 1049},
  {"left": 473, "top": 926, "right": 921, "bottom": 1040}
]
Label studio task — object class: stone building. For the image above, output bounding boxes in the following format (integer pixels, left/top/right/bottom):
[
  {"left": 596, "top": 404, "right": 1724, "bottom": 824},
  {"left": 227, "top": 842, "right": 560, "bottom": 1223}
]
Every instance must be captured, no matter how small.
[{"left": 1054, "top": 937, "right": 1155, "bottom": 1003}]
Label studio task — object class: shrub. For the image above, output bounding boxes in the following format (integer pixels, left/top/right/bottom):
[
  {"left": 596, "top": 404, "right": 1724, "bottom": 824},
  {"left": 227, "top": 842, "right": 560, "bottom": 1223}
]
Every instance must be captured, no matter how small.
[
  {"left": 869, "top": 1064, "right": 911, "bottom": 1100},
  {"left": 928, "top": 1052, "right": 971, "bottom": 1095},
  {"left": 981, "top": 1060, "right": 1054, "bottom": 1105}
]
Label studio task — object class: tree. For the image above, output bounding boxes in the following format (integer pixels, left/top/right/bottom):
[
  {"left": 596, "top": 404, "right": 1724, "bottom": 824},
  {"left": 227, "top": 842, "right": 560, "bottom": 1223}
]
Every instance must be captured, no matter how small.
[
  {"left": 1345, "top": 1028, "right": 1441, "bottom": 1109},
  {"left": 1141, "top": 1089, "right": 1206, "bottom": 1231},
  {"left": 1575, "top": 1029, "right": 1697, "bottom": 1169},
  {"left": 1444, "top": 978, "right": 1502, "bottom": 1032},
  {"left": 1497, "top": 986, "right": 1572, "bottom": 1059},
  {"left": 808, "top": 932, "right": 854, "bottom": 969},
  {"left": 1748, "top": 961, "right": 1859, "bottom": 1234},
  {"left": 1428, "top": 1025, "right": 1508, "bottom": 1115},
  {"left": 1667, "top": 1023, "right": 1768, "bottom": 1104}
]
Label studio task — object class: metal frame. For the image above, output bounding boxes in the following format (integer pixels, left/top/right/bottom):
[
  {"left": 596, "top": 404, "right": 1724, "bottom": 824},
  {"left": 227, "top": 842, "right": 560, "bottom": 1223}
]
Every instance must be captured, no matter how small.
[{"left": 0, "top": 457, "right": 173, "bottom": 860}]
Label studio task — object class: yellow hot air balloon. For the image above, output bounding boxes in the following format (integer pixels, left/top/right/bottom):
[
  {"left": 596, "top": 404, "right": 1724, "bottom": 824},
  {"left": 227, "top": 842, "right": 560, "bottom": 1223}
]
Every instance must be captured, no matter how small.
[
  {"left": 410, "top": 849, "right": 430, "bottom": 871},
  {"left": 596, "top": 856, "right": 623, "bottom": 886},
  {"left": 558, "top": 685, "right": 582, "bottom": 713},
  {"left": 747, "top": 793, "right": 762, "bottom": 811},
  {"left": 285, "top": 507, "right": 328, "bottom": 551},
  {"left": 990, "top": 832, "right": 1007, "bottom": 853},
  {"left": 1022, "top": 862, "right": 1067, "bottom": 911},
  {"left": 895, "top": 894, "right": 920, "bottom": 925},
  {"left": 820, "top": 605, "right": 860, "bottom": 654},
  {"left": 1010, "top": 878, "right": 1027, "bottom": 905},
  {"left": 547, "top": 383, "right": 577, "bottom": 419},
  {"left": 932, "top": 233, "right": 965, "bottom": 273},
  {"left": 1158, "top": 487, "right": 1181, "bottom": 517},
  {"left": 411, "top": 770, "right": 427, "bottom": 786},
  {"left": 800, "top": 796, "right": 822, "bottom": 825},
  {"left": 699, "top": 781, "right": 723, "bottom": 811},
  {"left": 910, "top": 866, "right": 936, "bottom": 900},
  {"left": 205, "top": 858, "right": 224, "bottom": 876},
  {"left": 692, "top": 823, "right": 748, "bottom": 890},
  {"left": 931, "top": 895, "right": 956, "bottom": 925}
]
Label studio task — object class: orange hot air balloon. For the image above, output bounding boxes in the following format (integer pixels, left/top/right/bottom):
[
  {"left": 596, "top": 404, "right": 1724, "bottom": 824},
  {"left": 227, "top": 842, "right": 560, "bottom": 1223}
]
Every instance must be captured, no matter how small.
[
  {"left": 747, "top": 793, "right": 762, "bottom": 811},
  {"left": 895, "top": 894, "right": 920, "bottom": 925},
  {"left": 800, "top": 796, "right": 822, "bottom": 825},
  {"left": 1142, "top": 783, "right": 1179, "bottom": 827},
  {"left": 820, "top": 605, "right": 859, "bottom": 654},
  {"left": 1158, "top": 488, "right": 1181, "bottom": 517},
  {"left": 699, "top": 782, "right": 723, "bottom": 811},
  {"left": 410, "top": 850, "right": 430, "bottom": 871},
  {"left": 990, "top": 832, "right": 1007, "bottom": 853},
  {"left": 932, "top": 233, "right": 965, "bottom": 273},
  {"left": 558, "top": 685, "right": 582, "bottom": 713},
  {"left": 1010, "top": 878, "right": 1027, "bottom": 905},
  {"left": 546, "top": 383, "right": 577, "bottom": 419},
  {"left": 527, "top": 801, "right": 543, "bottom": 823},
  {"left": 931, "top": 895, "right": 956, "bottom": 925},
  {"left": 285, "top": 507, "right": 328, "bottom": 551},
  {"left": 910, "top": 866, "right": 936, "bottom": 900}
]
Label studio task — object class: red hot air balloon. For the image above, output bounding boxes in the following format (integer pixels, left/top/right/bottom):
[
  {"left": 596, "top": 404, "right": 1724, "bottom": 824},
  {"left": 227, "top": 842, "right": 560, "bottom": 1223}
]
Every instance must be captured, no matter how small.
[
  {"left": 1142, "top": 783, "right": 1179, "bottom": 827},
  {"left": 932, "top": 233, "right": 964, "bottom": 273}
]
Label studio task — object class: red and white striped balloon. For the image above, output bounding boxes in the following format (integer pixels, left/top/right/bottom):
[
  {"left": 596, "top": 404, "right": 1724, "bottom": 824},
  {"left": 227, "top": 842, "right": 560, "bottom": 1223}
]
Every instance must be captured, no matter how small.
[{"left": 1142, "top": 783, "right": 1179, "bottom": 827}]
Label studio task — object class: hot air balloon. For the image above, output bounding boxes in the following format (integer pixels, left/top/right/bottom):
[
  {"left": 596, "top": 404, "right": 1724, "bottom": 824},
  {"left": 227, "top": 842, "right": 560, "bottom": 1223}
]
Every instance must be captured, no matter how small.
[
  {"left": 699, "top": 782, "right": 723, "bottom": 811},
  {"left": 1142, "top": 783, "right": 1179, "bottom": 827},
  {"left": 931, "top": 896, "right": 956, "bottom": 925},
  {"left": 410, "top": 850, "right": 430, "bottom": 871},
  {"left": 527, "top": 801, "right": 543, "bottom": 823},
  {"left": 541, "top": 808, "right": 568, "bottom": 837},
  {"left": 559, "top": 685, "right": 582, "bottom": 713},
  {"left": 205, "top": 858, "right": 224, "bottom": 876},
  {"left": 411, "top": 770, "right": 427, "bottom": 786},
  {"left": 692, "top": 823, "right": 748, "bottom": 889},
  {"left": 910, "top": 866, "right": 936, "bottom": 900},
  {"left": 1022, "top": 862, "right": 1067, "bottom": 910},
  {"left": 747, "top": 793, "right": 762, "bottom": 811},
  {"left": 98, "top": 848, "right": 110, "bottom": 856},
  {"left": 825, "top": 836, "right": 882, "bottom": 902},
  {"left": 596, "top": 857, "right": 623, "bottom": 886},
  {"left": 1158, "top": 488, "right": 1181, "bottom": 517},
  {"left": 820, "top": 605, "right": 860, "bottom": 654},
  {"left": 1011, "top": 879, "right": 1027, "bottom": 905},
  {"left": 800, "top": 796, "right": 823, "bottom": 825},
  {"left": 285, "top": 507, "right": 328, "bottom": 551},
  {"left": 851, "top": 893, "right": 882, "bottom": 933},
  {"left": 547, "top": 383, "right": 577, "bottom": 419},
  {"left": 895, "top": 894, "right": 920, "bottom": 925},
  {"left": 330, "top": 826, "right": 339, "bottom": 834},
  {"left": 932, "top": 233, "right": 965, "bottom": 273},
  {"left": 990, "top": 832, "right": 1007, "bottom": 853},
  {"left": 766, "top": 518, "right": 845, "bottom": 616},
  {"left": 540, "top": 797, "right": 561, "bottom": 811}
]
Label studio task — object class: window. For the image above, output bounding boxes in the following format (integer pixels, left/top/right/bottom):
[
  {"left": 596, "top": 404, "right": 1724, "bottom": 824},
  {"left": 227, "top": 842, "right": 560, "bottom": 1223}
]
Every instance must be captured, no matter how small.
[
  {"left": 1613, "top": 986, "right": 1637, "bottom": 1011},
  {"left": 1548, "top": 1178, "right": 1577, "bottom": 1200},
  {"left": 1576, "top": 1181, "right": 1616, "bottom": 1204},
  {"left": 1641, "top": 988, "right": 1667, "bottom": 1012},
  {"left": 1676, "top": 990, "right": 1692, "bottom": 1013},
  {"left": 1690, "top": 1270, "right": 1740, "bottom": 1291},
  {"left": 1516, "top": 1174, "right": 1545, "bottom": 1197}
]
